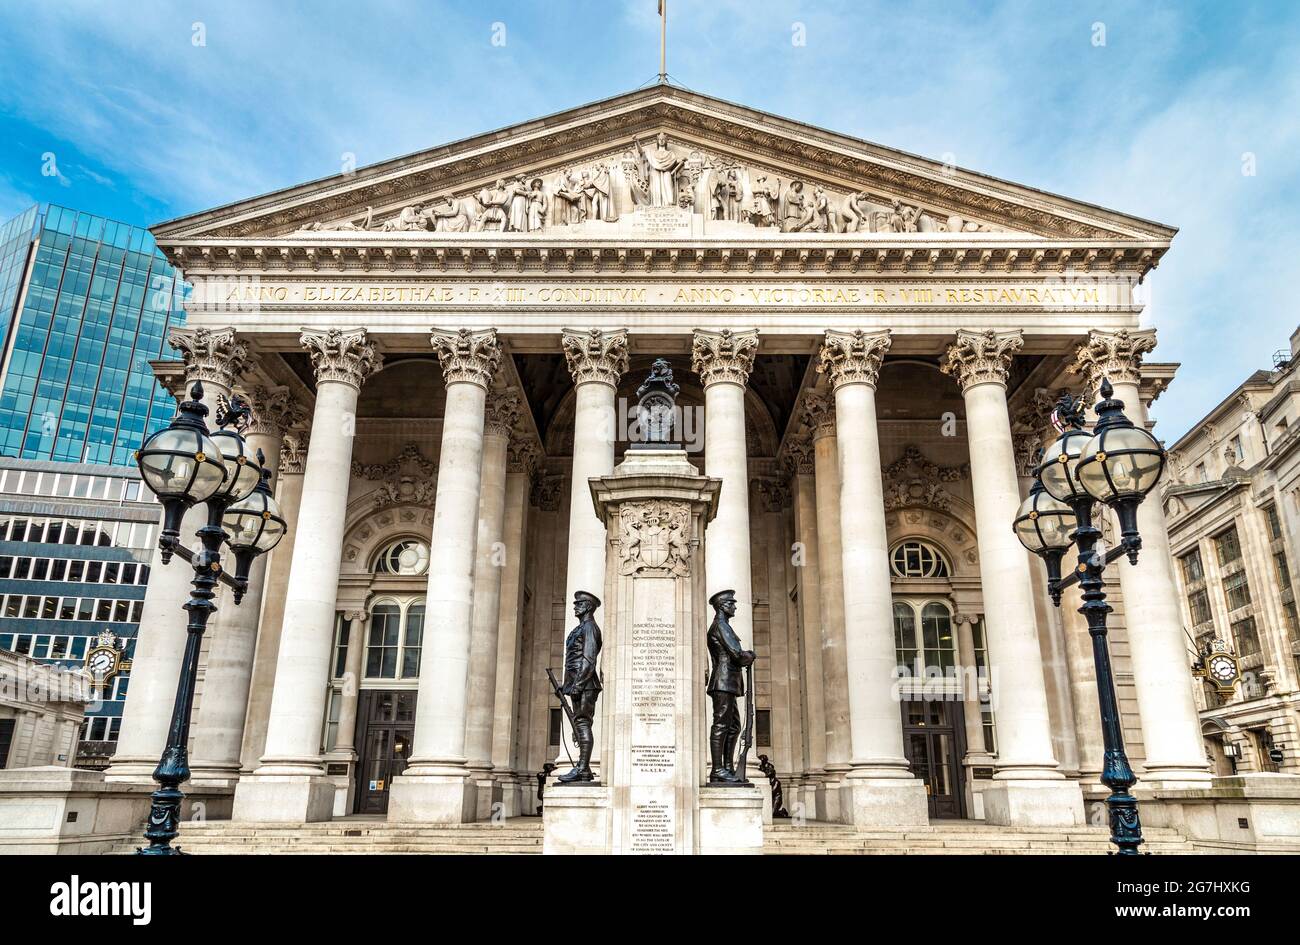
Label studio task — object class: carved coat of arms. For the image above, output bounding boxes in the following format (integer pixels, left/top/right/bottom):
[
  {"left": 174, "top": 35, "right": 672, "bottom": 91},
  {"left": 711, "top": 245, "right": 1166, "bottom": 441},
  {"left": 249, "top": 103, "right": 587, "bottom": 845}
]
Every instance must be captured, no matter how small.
[{"left": 618, "top": 501, "right": 691, "bottom": 576}]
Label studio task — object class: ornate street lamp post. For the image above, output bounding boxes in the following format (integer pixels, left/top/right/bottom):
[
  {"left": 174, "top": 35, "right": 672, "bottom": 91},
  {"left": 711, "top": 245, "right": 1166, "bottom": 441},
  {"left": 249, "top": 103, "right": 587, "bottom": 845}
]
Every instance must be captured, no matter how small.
[
  {"left": 133, "top": 382, "right": 287, "bottom": 855},
  {"left": 1013, "top": 379, "right": 1166, "bottom": 855}
]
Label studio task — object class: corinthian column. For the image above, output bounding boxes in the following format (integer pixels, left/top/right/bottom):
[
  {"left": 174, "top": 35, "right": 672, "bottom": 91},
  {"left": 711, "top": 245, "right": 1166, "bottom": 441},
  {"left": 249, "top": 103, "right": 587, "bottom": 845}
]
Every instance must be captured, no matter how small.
[
  {"left": 558, "top": 329, "right": 627, "bottom": 772},
  {"left": 942, "top": 329, "right": 1083, "bottom": 825},
  {"left": 233, "top": 328, "right": 380, "bottom": 822},
  {"left": 1072, "top": 329, "right": 1211, "bottom": 788},
  {"left": 693, "top": 328, "right": 759, "bottom": 647},
  {"left": 818, "top": 329, "right": 928, "bottom": 825},
  {"left": 191, "top": 385, "right": 307, "bottom": 787},
  {"left": 108, "top": 327, "right": 252, "bottom": 783},
  {"left": 463, "top": 387, "right": 521, "bottom": 818},
  {"left": 389, "top": 328, "right": 501, "bottom": 823}
]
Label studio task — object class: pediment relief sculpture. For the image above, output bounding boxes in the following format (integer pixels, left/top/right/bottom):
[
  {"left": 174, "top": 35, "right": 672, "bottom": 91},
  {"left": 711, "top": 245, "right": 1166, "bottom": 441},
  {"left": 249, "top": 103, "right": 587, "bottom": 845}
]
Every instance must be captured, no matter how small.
[{"left": 289, "top": 133, "right": 1011, "bottom": 239}]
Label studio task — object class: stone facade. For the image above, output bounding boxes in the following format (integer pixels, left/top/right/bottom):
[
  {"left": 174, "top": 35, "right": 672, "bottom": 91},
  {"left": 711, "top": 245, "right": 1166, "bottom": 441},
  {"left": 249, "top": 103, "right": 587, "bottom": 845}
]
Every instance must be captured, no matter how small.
[
  {"left": 1163, "top": 327, "right": 1300, "bottom": 780},
  {"left": 7, "top": 85, "right": 1294, "bottom": 853}
]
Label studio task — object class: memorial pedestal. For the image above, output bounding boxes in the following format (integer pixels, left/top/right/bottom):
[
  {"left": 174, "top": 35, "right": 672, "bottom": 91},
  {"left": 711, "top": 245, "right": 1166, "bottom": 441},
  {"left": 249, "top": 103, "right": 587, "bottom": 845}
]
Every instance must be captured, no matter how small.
[
  {"left": 542, "top": 785, "right": 610, "bottom": 854},
  {"left": 698, "top": 786, "right": 764, "bottom": 854}
]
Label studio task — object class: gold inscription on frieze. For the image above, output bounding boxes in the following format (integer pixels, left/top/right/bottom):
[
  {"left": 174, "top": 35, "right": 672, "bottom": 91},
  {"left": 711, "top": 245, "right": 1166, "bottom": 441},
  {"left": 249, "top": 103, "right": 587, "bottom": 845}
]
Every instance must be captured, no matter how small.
[{"left": 214, "top": 281, "right": 1116, "bottom": 308}]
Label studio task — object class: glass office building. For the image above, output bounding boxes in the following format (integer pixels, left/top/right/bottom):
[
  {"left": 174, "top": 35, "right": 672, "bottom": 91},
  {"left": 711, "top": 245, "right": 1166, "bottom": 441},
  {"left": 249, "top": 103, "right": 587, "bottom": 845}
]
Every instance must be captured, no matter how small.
[
  {"left": 0, "top": 204, "right": 187, "bottom": 465},
  {"left": 0, "top": 205, "right": 185, "bottom": 768}
]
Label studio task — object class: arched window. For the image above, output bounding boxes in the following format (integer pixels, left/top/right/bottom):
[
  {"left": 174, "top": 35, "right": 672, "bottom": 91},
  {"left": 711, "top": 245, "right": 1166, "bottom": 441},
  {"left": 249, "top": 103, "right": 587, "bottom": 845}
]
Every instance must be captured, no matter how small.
[
  {"left": 893, "top": 599, "right": 957, "bottom": 675},
  {"left": 890, "top": 541, "right": 950, "bottom": 578},
  {"left": 364, "top": 598, "right": 425, "bottom": 679},
  {"left": 374, "top": 539, "right": 430, "bottom": 575}
]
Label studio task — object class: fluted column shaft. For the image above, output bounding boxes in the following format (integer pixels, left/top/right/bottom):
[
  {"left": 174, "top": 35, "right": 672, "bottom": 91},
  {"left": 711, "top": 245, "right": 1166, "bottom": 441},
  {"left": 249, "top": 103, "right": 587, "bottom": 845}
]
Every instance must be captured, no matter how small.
[
  {"left": 693, "top": 329, "right": 759, "bottom": 647},
  {"left": 108, "top": 327, "right": 250, "bottom": 782},
  {"left": 390, "top": 328, "right": 501, "bottom": 823},
  {"left": 790, "top": 458, "right": 828, "bottom": 788},
  {"left": 1073, "top": 329, "right": 1211, "bottom": 786}
]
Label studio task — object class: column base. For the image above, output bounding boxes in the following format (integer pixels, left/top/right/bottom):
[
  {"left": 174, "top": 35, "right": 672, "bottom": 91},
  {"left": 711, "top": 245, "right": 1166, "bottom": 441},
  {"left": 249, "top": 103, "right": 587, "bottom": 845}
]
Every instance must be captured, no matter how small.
[
  {"left": 542, "top": 784, "right": 610, "bottom": 854},
  {"left": 231, "top": 773, "right": 336, "bottom": 823},
  {"left": 840, "top": 775, "right": 930, "bottom": 827},
  {"left": 189, "top": 763, "right": 243, "bottom": 791},
  {"left": 799, "top": 777, "right": 821, "bottom": 821},
  {"left": 1139, "top": 767, "right": 1215, "bottom": 792},
  {"left": 474, "top": 775, "right": 503, "bottom": 821},
  {"left": 101, "top": 759, "right": 160, "bottom": 785},
  {"left": 983, "top": 777, "right": 1085, "bottom": 827},
  {"left": 387, "top": 772, "right": 477, "bottom": 823},
  {"left": 698, "top": 785, "right": 764, "bottom": 854}
]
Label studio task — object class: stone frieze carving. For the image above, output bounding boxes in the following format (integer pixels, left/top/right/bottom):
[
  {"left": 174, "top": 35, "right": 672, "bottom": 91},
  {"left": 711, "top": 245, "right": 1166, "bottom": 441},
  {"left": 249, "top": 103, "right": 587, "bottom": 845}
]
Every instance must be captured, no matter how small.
[
  {"left": 351, "top": 442, "right": 438, "bottom": 511},
  {"left": 618, "top": 500, "right": 692, "bottom": 577},
  {"left": 881, "top": 445, "right": 969, "bottom": 513}
]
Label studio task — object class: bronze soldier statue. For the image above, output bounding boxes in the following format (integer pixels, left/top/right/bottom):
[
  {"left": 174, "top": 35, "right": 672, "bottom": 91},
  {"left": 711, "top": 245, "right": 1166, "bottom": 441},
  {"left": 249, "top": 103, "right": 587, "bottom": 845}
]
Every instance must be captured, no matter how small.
[
  {"left": 706, "top": 589, "right": 756, "bottom": 783},
  {"left": 556, "top": 590, "right": 603, "bottom": 783}
]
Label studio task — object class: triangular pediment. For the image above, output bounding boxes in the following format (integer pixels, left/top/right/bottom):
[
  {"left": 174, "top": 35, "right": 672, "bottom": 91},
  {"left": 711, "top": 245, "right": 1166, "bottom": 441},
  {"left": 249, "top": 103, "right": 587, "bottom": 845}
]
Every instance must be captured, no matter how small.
[{"left": 152, "top": 86, "right": 1175, "bottom": 244}]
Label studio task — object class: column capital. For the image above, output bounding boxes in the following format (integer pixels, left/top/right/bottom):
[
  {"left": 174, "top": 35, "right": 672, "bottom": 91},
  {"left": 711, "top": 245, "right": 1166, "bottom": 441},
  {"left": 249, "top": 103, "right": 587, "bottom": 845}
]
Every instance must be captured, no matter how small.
[
  {"left": 507, "top": 435, "right": 541, "bottom": 475},
  {"left": 242, "top": 385, "right": 309, "bottom": 439},
  {"left": 941, "top": 328, "right": 1023, "bottom": 390},
  {"left": 484, "top": 387, "right": 522, "bottom": 438},
  {"left": 817, "top": 329, "right": 891, "bottom": 390},
  {"left": 300, "top": 328, "right": 382, "bottom": 390},
  {"left": 781, "top": 434, "right": 815, "bottom": 475},
  {"left": 1070, "top": 328, "right": 1157, "bottom": 390},
  {"left": 691, "top": 328, "right": 759, "bottom": 387},
  {"left": 168, "top": 326, "right": 253, "bottom": 389},
  {"left": 430, "top": 327, "right": 501, "bottom": 389},
  {"left": 561, "top": 328, "right": 629, "bottom": 387},
  {"left": 279, "top": 431, "right": 309, "bottom": 475},
  {"left": 800, "top": 392, "right": 837, "bottom": 440},
  {"left": 343, "top": 610, "right": 370, "bottom": 624}
]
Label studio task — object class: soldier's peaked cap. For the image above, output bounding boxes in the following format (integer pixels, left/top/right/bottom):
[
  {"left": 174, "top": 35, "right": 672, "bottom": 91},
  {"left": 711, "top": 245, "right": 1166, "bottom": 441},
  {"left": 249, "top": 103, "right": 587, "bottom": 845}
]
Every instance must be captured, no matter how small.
[
  {"left": 709, "top": 589, "right": 737, "bottom": 607},
  {"left": 574, "top": 590, "right": 601, "bottom": 608}
]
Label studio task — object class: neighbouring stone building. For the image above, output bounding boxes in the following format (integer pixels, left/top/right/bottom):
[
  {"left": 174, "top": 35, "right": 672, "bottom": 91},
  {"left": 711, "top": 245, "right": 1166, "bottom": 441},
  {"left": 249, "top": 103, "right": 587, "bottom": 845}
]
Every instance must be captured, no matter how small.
[
  {"left": 1164, "top": 328, "right": 1300, "bottom": 779},
  {"left": 3, "top": 85, "right": 1298, "bottom": 853}
]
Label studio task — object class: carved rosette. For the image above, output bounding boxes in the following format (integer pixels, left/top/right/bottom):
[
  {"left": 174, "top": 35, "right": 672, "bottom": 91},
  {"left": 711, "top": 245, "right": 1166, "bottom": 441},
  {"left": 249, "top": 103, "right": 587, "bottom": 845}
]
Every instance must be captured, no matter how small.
[
  {"left": 617, "top": 500, "right": 692, "bottom": 577},
  {"left": 1070, "top": 328, "right": 1157, "bottom": 391},
  {"left": 280, "top": 432, "right": 309, "bottom": 475},
  {"left": 242, "top": 385, "right": 309, "bottom": 439},
  {"left": 430, "top": 327, "right": 501, "bottom": 389},
  {"left": 941, "top": 329, "right": 1023, "bottom": 390},
  {"left": 300, "top": 328, "right": 381, "bottom": 390},
  {"left": 561, "top": 328, "right": 629, "bottom": 387},
  {"left": 484, "top": 388, "right": 522, "bottom": 438},
  {"left": 800, "top": 392, "right": 837, "bottom": 439},
  {"left": 692, "top": 328, "right": 759, "bottom": 387},
  {"left": 168, "top": 326, "right": 252, "bottom": 389},
  {"left": 817, "top": 329, "right": 891, "bottom": 389}
]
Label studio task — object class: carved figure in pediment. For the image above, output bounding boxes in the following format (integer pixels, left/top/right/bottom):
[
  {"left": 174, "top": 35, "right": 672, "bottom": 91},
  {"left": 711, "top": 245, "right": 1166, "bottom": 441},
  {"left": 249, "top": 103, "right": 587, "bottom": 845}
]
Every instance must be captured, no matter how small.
[
  {"left": 506, "top": 175, "right": 530, "bottom": 232},
  {"left": 299, "top": 208, "right": 373, "bottom": 232},
  {"left": 744, "top": 175, "right": 780, "bottom": 227},
  {"left": 808, "top": 187, "right": 837, "bottom": 232},
  {"left": 780, "top": 180, "right": 815, "bottom": 231},
  {"left": 427, "top": 194, "right": 470, "bottom": 232},
  {"left": 472, "top": 179, "right": 510, "bottom": 231},
  {"left": 553, "top": 168, "right": 586, "bottom": 225},
  {"left": 379, "top": 203, "right": 425, "bottom": 232},
  {"left": 710, "top": 167, "right": 744, "bottom": 222},
  {"left": 840, "top": 191, "right": 873, "bottom": 232},
  {"left": 583, "top": 164, "right": 617, "bottom": 222},
  {"left": 634, "top": 132, "right": 685, "bottom": 207},
  {"left": 526, "top": 178, "right": 548, "bottom": 231}
]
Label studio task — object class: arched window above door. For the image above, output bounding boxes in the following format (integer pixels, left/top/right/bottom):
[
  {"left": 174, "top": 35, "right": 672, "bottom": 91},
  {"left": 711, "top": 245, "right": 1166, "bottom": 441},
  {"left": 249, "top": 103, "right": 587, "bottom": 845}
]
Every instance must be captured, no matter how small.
[
  {"left": 890, "top": 540, "right": 950, "bottom": 578},
  {"left": 893, "top": 598, "right": 957, "bottom": 675}
]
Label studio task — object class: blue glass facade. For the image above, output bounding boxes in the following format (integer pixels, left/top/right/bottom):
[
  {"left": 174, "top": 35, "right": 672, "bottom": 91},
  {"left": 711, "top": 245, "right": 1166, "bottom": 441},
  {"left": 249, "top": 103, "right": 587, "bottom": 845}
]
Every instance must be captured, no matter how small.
[{"left": 0, "top": 205, "right": 187, "bottom": 466}]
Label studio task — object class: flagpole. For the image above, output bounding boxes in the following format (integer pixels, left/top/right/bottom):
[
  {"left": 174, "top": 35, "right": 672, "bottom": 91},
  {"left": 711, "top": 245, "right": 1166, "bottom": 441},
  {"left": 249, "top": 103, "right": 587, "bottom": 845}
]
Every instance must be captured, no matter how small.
[{"left": 659, "top": 0, "right": 667, "bottom": 83}]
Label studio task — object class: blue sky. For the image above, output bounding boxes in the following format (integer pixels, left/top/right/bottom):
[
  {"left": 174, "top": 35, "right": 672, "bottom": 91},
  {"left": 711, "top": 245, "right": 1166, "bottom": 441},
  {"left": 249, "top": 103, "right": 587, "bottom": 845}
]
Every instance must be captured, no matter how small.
[{"left": 1, "top": 0, "right": 1297, "bottom": 438}]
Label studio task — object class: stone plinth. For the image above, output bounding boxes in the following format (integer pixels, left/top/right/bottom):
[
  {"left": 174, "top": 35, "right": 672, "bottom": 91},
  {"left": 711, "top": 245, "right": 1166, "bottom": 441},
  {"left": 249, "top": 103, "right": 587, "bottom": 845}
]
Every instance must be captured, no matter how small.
[
  {"left": 543, "top": 785, "right": 610, "bottom": 854},
  {"left": 698, "top": 786, "right": 764, "bottom": 854},
  {"left": 1144, "top": 773, "right": 1300, "bottom": 854},
  {"left": 576, "top": 448, "right": 722, "bottom": 854}
]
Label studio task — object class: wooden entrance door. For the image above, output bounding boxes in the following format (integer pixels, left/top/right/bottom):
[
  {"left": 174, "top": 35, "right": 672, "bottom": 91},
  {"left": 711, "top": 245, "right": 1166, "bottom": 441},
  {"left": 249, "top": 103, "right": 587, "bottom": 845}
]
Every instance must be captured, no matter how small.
[
  {"left": 354, "top": 690, "right": 416, "bottom": 814},
  {"left": 901, "top": 700, "right": 967, "bottom": 819}
]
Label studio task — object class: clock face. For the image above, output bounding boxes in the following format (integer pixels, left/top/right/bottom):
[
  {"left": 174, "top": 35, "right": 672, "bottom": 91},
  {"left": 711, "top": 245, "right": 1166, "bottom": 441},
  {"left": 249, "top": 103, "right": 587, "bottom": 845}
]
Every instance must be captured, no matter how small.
[
  {"left": 1208, "top": 655, "right": 1237, "bottom": 683},
  {"left": 89, "top": 650, "right": 115, "bottom": 674}
]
